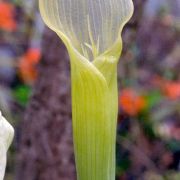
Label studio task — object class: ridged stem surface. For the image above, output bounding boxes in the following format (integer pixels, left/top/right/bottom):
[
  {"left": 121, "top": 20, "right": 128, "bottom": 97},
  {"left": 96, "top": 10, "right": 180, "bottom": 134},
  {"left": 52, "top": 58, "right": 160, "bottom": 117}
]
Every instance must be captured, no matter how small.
[{"left": 68, "top": 40, "right": 122, "bottom": 180}]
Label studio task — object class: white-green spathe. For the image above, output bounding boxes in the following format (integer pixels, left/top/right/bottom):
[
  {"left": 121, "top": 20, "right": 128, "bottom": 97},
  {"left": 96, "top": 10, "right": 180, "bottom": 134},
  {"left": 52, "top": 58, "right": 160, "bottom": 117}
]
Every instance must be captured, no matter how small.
[{"left": 39, "top": 1, "right": 134, "bottom": 179}]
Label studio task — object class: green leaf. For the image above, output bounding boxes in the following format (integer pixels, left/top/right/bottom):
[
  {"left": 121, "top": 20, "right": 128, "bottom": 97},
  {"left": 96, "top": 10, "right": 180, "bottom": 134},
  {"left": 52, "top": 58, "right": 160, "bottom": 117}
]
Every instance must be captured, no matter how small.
[
  {"left": 13, "top": 85, "right": 31, "bottom": 106},
  {"left": 145, "top": 90, "right": 162, "bottom": 109}
]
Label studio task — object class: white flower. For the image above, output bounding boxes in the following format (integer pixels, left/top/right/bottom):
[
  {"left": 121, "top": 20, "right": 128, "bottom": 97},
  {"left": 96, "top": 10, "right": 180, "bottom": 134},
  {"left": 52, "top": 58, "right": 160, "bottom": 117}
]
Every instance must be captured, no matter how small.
[
  {"left": 39, "top": 1, "right": 134, "bottom": 179},
  {"left": 39, "top": 0, "right": 134, "bottom": 61},
  {"left": 0, "top": 112, "right": 14, "bottom": 180}
]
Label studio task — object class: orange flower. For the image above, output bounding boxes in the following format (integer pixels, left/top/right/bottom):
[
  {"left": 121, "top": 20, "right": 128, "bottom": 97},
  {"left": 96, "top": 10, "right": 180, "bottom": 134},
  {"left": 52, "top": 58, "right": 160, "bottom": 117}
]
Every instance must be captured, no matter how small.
[
  {"left": 0, "top": 2, "right": 17, "bottom": 31},
  {"left": 152, "top": 76, "right": 180, "bottom": 100},
  {"left": 163, "top": 81, "right": 180, "bottom": 100},
  {"left": 18, "top": 48, "right": 41, "bottom": 84},
  {"left": 119, "top": 88, "right": 146, "bottom": 116}
]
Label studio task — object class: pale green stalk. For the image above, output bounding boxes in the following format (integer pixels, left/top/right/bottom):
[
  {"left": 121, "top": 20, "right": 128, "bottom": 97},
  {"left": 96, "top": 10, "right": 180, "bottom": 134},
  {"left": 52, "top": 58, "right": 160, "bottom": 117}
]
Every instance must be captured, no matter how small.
[
  {"left": 0, "top": 112, "right": 14, "bottom": 180},
  {"left": 39, "top": 1, "right": 134, "bottom": 179}
]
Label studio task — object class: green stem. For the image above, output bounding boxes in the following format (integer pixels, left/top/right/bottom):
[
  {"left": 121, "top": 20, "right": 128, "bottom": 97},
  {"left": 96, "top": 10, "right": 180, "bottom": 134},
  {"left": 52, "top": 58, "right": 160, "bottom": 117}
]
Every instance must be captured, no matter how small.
[{"left": 69, "top": 40, "right": 122, "bottom": 180}]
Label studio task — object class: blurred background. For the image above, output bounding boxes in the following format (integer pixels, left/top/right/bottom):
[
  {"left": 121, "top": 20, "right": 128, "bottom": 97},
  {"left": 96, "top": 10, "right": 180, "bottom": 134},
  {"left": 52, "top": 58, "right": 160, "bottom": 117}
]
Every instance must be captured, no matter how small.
[{"left": 0, "top": 0, "right": 179, "bottom": 179}]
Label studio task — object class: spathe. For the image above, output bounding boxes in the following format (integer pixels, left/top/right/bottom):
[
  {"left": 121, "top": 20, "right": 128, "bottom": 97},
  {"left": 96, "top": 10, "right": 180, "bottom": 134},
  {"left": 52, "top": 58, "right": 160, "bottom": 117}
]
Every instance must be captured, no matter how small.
[{"left": 0, "top": 112, "right": 14, "bottom": 180}]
